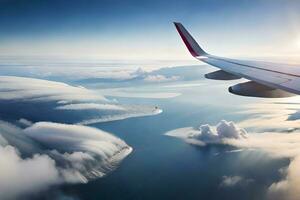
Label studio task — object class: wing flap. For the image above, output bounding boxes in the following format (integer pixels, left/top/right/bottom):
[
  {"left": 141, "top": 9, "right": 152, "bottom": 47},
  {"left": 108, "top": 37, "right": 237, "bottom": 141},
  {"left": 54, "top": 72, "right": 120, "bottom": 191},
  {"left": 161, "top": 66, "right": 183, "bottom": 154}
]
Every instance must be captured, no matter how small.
[{"left": 201, "top": 57, "right": 291, "bottom": 84}]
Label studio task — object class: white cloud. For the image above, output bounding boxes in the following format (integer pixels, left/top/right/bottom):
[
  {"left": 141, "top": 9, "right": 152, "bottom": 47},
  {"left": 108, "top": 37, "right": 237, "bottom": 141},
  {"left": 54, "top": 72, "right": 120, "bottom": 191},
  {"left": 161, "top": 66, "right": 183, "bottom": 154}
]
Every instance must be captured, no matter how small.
[
  {"left": 0, "top": 121, "right": 132, "bottom": 199},
  {"left": 56, "top": 103, "right": 125, "bottom": 111},
  {"left": 144, "top": 75, "right": 179, "bottom": 82},
  {"left": 23, "top": 122, "right": 132, "bottom": 180},
  {"left": 17, "top": 118, "right": 33, "bottom": 127},
  {"left": 0, "top": 145, "right": 60, "bottom": 199},
  {"left": 165, "top": 120, "right": 247, "bottom": 145},
  {"left": 1, "top": 65, "right": 146, "bottom": 81},
  {"left": 98, "top": 87, "right": 181, "bottom": 99},
  {"left": 0, "top": 76, "right": 107, "bottom": 102},
  {"left": 0, "top": 76, "right": 164, "bottom": 124},
  {"left": 267, "top": 156, "right": 300, "bottom": 200},
  {"left": 24, "top": 122, "right": 130, "bottom": 157},
  {"left": 77, "top": 106, "right": 162, "bottom": 125},
  {"left": 165, "top": 118, "right": 300, "bottom": 200}
]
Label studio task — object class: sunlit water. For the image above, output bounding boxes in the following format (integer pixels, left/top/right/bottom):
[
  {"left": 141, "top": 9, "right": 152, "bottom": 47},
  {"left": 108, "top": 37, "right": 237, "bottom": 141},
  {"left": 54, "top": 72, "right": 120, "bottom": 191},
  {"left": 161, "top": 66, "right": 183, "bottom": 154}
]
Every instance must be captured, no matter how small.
[
  {"left": 1, "top": 61, "right": 299, "bottom": 200},
  {"left": 59, "top": 80, "right": 290, "bottom": 200}
]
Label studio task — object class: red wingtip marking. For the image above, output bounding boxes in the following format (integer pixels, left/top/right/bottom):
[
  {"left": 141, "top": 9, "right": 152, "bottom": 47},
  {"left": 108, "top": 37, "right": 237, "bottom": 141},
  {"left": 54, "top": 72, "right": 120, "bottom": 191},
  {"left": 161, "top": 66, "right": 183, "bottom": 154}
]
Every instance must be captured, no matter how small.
[{"left": 174, "top": 23, "right": 199, "bottom": 57}]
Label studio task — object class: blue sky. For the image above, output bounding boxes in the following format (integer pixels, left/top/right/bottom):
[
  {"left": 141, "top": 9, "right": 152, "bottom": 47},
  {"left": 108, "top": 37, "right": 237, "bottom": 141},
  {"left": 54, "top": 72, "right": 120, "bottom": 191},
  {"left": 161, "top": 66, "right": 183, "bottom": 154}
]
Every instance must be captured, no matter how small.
[{"left": 1, "top": 0, "right": 300, "bottom": 60}]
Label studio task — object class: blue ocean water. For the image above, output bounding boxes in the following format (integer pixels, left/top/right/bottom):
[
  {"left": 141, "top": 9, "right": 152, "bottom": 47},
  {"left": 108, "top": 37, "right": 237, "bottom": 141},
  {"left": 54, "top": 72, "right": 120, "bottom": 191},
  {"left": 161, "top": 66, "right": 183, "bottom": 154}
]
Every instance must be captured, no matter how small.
[
  {"left": 60, "top": 88, "right": 288, "bottom": 200},
  {"left": 0, "top": 62, "right": 292, "bottom": 200}
]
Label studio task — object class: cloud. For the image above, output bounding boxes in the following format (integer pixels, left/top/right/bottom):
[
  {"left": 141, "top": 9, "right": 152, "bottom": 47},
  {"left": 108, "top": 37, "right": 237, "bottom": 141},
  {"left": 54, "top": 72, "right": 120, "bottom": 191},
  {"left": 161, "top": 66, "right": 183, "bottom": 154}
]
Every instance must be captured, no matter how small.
[
  {"left": 144, "top": 75, "right": 179, "bottom": 82},
  {"left": 23, "top": 122, "right": 132, "bottom": 180},
  {"left": 17, "top": 118, "right": 33, "bottom": 127},
  {"left": 267, "top": 156, "right": 300, "bottom": 200},
  {"left": 0, "top": 65, "right": 148, "bottom": 82},
  {"left": 77, "top": 106, "right": 162, "bottom": 125},
  {"left": 0, "top": 120, "right": 132, "bottom": 199},
  {"left": 0, "top": 76, "right": 107, "bottom": 102},
  {"left": 162, "top": 83, "right": 204, "bottom": 88},
  {"left": 56, "top": 103, "right": 125, "bottom": 111},
  {"left": 0, "top": 145, "right": 60, "bottom": 199},
  {"left": 231, "top": 99, "right": 300, "bottom": 200},
  {"left": 224, "top": 132, "right": 300, "bottom": 200},
  {"left": 165, "top": 119, "right": 300, "bottom": 200},
  {"left": 0, "top": 76, "right": 163, "bottom": 124},
  {"left": 220, "top": 176, "right": 254, "bottom": 188},
  {"left": 165, "top": 120, "right": 247, "bottom": 145}
]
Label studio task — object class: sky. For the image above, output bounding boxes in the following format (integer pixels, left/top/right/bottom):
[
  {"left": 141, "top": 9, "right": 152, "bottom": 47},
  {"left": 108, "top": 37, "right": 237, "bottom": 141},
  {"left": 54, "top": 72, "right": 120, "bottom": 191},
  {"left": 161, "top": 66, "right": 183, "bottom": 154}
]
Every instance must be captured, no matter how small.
[
  {"left": 3, "top": 1, "right": 300, "bottom": 199},
  {"left": 1, "top": 0, "right": 300, "bottom": 60}
]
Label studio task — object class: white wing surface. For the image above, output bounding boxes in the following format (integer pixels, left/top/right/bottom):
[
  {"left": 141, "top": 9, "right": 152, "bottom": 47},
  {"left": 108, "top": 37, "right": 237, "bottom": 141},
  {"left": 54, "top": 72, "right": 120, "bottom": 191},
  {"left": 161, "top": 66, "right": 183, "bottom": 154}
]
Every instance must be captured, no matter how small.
[{"left": 174, "top": 22, "right": 300, "bottom": 98}]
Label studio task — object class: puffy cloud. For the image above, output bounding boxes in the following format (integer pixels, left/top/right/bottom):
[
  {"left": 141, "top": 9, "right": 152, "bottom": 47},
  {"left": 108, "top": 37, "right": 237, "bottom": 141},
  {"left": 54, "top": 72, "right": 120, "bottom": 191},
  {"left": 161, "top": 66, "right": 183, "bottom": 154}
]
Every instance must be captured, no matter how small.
[
  {"left": 0, "top": 145, "right": 59, "bottom": 199},
  {"left": 0, "top": 121, "right": 132, "bottom": 199},
  {"left": 165, "top": 120, "right": 247, "bottom": 145}
]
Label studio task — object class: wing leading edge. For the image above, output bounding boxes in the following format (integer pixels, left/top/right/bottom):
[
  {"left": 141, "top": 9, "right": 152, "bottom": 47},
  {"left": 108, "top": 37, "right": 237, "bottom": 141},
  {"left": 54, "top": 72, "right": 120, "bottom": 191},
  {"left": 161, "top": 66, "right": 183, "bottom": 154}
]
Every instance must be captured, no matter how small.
[{"left": 174, "top": 22, "right": 300, "bottom": 97}]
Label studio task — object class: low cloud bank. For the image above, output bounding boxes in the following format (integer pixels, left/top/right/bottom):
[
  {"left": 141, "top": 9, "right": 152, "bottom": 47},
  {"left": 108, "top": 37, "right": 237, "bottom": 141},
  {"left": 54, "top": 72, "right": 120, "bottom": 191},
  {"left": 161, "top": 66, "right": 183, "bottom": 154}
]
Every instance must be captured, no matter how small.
[
  {"left": 0, "top": 121, "right": 132, "bottom": 199},
  {"left": 0, "top": 76, "right": 162, "bottom": 124},
  {"left": 165, "top": 120, "right": 300, "bottom": 200},
  {"left": 0, "top": 76, "right": 107, "bottom": 102}
]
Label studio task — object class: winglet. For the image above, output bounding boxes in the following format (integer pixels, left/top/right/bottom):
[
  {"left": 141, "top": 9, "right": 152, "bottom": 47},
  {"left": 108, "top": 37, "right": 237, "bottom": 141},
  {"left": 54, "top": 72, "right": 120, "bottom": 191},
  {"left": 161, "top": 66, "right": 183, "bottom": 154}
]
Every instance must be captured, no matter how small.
[{"left": 174, "top": 22, "right": 207, "bottom": 57}]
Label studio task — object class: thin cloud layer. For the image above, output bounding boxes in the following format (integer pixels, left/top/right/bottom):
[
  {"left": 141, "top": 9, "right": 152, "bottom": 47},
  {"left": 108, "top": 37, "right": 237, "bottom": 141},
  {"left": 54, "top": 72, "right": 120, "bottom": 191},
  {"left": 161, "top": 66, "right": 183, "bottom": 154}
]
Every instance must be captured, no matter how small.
[
  {"left": 77, "top": 105, "right": 162, "bottom": 125},
  {"left": 144, "top": 75, "right": 180, "bottom": 82},
  {"left": 56, "top": 103, "right": 126, "bottom": 111},
  {"left": 0, "top": 76, "right": 162, "bottom": 124},
  {"left": 0, "top": 121, "right": 132, "bottom": 199},
  {"left": 98, "top": 87, "right": 181, "bottom": 99},
  {"left": 0, "top": 76, "right": 107, "bottom": 102}
]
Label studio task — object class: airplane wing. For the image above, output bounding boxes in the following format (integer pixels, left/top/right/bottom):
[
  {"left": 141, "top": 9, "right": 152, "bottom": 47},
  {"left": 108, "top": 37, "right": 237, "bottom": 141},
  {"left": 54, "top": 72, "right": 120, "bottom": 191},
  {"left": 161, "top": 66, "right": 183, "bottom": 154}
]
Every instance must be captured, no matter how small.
[{"left": 174, "top": 22, "right": 300, "bottom": 98}]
